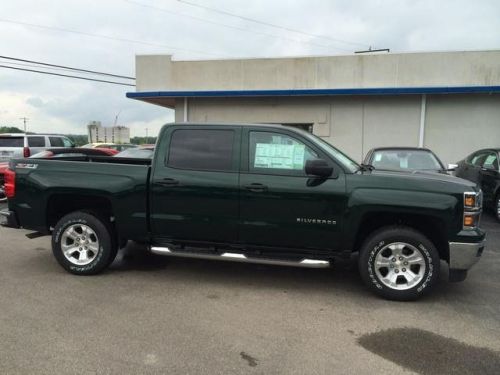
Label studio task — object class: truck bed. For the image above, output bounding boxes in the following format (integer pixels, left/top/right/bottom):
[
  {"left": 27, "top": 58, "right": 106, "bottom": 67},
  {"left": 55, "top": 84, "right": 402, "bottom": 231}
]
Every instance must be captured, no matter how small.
[{"left": 8, "top": 157, "right": 151, "bottom": 240}]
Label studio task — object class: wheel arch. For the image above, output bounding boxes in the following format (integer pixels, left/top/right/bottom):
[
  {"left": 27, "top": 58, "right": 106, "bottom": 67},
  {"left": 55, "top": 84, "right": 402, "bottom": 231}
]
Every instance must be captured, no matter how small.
[{"left": 350, "top": 211, "right": 450, "bottom": 262}]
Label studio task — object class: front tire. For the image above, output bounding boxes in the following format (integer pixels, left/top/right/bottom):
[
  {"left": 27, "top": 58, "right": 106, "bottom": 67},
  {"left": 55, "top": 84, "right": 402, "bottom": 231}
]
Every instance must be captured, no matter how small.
[
  {"left": 358, "top": 226, "right": 440, "bottom": 301},
  {"left": 52, "top": 211, "right": 117, "bottom": 275}
]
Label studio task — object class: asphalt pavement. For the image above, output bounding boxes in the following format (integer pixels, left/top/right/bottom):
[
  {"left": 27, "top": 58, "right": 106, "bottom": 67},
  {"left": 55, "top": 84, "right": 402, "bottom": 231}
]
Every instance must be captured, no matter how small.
[{"left": 1, "top": 202, "right": 499, "bottom": 374}]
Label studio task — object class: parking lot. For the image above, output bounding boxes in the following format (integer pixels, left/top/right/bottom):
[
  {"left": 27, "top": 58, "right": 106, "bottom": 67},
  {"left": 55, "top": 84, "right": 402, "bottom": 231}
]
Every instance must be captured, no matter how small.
[{"left": 1, "top": 202, "right": 500, "bottom": 374}]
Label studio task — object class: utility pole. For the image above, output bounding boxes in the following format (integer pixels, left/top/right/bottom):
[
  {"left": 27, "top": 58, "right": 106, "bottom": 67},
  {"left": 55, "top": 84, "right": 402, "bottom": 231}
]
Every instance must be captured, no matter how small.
[
  {"left": 145, "top": 128, "right": 148, "bottom": 144},
  {"left": 19, "top": 117, "right": 29, "bottom": 133}
]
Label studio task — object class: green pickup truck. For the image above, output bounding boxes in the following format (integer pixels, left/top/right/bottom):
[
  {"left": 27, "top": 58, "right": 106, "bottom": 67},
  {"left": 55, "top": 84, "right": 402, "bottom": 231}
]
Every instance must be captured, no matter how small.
[{"left": 1, "top": 123, "right": 486, "bottom": 300}]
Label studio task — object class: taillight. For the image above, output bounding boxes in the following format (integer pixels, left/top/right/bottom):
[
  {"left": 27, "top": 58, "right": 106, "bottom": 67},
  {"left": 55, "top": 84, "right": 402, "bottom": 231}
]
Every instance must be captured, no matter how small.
[
  {"left": 4, "top": 169, "right": 15, "bottom": 199},
  {"left": 23, "top": 147, "right": 30, "bottom": 158}
]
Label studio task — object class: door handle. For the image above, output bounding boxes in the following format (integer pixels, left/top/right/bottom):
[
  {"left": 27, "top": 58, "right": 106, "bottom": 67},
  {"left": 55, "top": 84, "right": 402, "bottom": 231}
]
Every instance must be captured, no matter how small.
[
  {"left": 244, "top": 183, "right": 268, "bottom": 192},
  {"left": 155, "top": 178, "right": 179, "bottom": 187}
]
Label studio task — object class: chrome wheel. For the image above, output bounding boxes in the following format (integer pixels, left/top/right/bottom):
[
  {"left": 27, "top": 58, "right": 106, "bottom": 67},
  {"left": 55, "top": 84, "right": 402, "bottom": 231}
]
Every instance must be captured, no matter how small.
[
  {"left": 61, "top": 224, "right": 100, "bottom": 266},
  {"left": 374, "top": 242, "right": 426, "bottom": 290}
]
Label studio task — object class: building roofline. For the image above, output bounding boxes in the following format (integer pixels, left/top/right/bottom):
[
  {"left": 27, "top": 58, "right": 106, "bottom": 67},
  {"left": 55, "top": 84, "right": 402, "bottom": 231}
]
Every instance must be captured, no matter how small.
[
  {"left": 127, "top": 85, "right": 500, "bottom": 103},
  {"left": 136, "top": 48, "right": 500, "bottom": 63}
]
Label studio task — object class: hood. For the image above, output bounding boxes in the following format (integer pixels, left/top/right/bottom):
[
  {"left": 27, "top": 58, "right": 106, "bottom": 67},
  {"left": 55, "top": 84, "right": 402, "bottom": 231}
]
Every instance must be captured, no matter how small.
[{"left": 350, "top": 168, "right": 478, "bottom": 195}]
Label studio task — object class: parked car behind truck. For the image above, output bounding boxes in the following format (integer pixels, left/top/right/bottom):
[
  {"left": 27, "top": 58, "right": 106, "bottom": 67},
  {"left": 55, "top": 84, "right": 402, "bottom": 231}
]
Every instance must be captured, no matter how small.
[
  {"left": 455, "top": 148, "right": 500, "bottom": 221},
  {"left": 0, "top": 133, "right": 74, "bottom": 161},
  {"left": 1, "top": 123, "right": 486, "bottom": 300}
]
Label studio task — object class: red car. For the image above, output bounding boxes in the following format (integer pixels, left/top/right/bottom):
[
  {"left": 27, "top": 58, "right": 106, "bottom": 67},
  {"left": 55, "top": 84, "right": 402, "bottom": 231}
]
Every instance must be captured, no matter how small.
[{"left": 0, "top": 147, "right": 117, "bottom": 202}]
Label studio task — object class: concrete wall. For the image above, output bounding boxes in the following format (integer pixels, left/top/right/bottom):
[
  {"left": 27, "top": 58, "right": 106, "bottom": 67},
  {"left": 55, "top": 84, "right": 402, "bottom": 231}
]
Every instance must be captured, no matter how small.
[
  {"left": 424, "top": 94, "right": 500, "bottom": 163},
  {"left": 174, "top": 94, "right": 500, "bottom": 164},
  {"left": 136, "top": 51, "right": 500, "bottom": 92}
]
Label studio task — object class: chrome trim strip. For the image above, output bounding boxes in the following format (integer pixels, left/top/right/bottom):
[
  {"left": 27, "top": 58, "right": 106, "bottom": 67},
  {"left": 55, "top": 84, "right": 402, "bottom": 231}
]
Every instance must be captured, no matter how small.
[
  {"left": 448, "top": 240, "right": 485, "bottom": 270},
  {"left": 150, "top": 246, "right": 331, "bottom": 268}
]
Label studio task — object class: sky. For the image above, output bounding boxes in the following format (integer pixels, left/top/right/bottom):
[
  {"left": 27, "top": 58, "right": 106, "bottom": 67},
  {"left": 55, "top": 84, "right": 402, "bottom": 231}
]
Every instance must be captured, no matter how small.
[{"left": 0, "top": 0, "right": 499, "bottom": 137}]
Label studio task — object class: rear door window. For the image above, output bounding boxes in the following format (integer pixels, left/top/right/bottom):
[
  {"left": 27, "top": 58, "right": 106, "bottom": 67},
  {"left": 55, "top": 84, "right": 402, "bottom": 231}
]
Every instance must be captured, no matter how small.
[
  {"left": 167, "top": 129, "right": 235, "bottom": 171},
  {"left": 0, "top": 137, "right": 24, "bottom": 147},
  {"left": 28, "top": 136, "right": 46, "bottom": 147},
  {"left": 49, "top": 137, "right": 64, "bottom": 147}
]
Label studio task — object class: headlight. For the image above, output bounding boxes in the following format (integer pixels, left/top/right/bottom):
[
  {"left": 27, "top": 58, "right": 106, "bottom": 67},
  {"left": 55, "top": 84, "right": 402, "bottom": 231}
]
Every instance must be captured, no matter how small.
[
  {"left": 463, "top": 191, "right": 482, "bottom": 230},
  {"left": 464, "top": 191, "right": 481, "bottom": 210}
]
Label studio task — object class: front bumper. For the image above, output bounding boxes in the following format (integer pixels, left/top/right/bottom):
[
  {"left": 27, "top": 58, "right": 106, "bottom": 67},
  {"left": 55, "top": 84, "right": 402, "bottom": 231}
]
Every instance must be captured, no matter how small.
[
  {"left": 449, "top": 240, "right": 485, "bottom": 270},
  {"left": 0, "top": 209, "right": 20, "bottom": 229}
]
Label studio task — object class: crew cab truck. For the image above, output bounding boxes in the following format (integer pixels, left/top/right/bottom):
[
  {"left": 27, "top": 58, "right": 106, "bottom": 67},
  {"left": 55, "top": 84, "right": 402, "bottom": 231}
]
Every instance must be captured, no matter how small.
[{"left": 1, "top": 123, "right": 486, "bottom": 300}]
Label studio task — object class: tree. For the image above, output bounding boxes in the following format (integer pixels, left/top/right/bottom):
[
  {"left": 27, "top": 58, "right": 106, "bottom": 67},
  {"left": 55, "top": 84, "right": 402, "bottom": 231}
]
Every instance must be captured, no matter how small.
[{"left": 0, "top": 126, "right": 24, "bottom": 133}]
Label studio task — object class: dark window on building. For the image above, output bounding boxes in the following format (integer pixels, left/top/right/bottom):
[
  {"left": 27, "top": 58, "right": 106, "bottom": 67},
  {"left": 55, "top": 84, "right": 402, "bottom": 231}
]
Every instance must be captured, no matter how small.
[
  {"left": 168, "top": 129, "right": 234, "bottom": 171},
  {"left": 28, "top": 136, "right": 45, "bottom": 147},
  {"left": 49, "top": 137, "right": 64, "bottom": 147}
]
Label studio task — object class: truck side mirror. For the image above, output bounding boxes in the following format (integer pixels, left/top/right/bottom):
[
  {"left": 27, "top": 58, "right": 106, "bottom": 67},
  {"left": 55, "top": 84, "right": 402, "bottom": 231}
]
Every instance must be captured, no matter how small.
[{"left": 305, "top": 159, "right": 333, "bottom": 178}]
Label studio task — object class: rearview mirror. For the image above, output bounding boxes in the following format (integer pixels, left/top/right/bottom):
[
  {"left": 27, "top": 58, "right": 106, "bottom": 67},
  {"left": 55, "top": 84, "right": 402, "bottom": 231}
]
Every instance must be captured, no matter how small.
[{"left": 305, "top": 159, "right": 333, "bottom": 178}]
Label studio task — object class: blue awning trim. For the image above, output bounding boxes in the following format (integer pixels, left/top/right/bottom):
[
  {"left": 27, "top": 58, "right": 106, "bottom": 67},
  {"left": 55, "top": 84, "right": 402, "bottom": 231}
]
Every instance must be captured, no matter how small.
[{"left": 127, "top": 85, "right": 500, "bottom": 99}]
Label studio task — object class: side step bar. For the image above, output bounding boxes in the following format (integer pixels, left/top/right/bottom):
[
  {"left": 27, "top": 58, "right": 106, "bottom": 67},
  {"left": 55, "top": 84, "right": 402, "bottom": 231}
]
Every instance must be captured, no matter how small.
[{"left": 150, "top": 246, "right": 331, "bottom": 268}]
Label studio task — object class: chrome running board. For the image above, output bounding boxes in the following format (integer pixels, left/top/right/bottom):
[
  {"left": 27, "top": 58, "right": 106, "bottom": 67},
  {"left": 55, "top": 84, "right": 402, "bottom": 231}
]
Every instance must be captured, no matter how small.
[{"left": 150, "top": 246, "right": 331, "bottom": 268}]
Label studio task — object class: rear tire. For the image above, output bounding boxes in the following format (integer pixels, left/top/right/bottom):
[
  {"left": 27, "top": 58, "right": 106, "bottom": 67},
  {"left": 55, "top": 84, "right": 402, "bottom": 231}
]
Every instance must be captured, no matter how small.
[
  {"left": 358, "top": 226, "right": 440, "bottom": 301},
  {"left": 52, "top": 211, "right": 117, "bottom": 275}
]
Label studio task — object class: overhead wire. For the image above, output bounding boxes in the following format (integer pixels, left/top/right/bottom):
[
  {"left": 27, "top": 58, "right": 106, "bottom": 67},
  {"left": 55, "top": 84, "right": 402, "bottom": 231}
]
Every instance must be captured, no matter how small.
[
  {"left": 175, "top": 0, "right": 371, "bottom": 49},
  {"left": 0, "top": 55, "right": 135, "bottom": 79},
  {"left": 123, "top": 0, "right": 351, "bottom": 52},
  {"left": 0, "top": 64, "right": 135, "bottom": 87},
  {"left": 0, "top": 18, "right": 226, "bottom": 57}
]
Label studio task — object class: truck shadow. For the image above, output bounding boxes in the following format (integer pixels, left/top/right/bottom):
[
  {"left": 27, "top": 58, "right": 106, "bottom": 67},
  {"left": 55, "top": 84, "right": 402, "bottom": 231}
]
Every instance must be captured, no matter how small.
[{"left": 109, "top": 241, "right": 468, "bottom": 302}]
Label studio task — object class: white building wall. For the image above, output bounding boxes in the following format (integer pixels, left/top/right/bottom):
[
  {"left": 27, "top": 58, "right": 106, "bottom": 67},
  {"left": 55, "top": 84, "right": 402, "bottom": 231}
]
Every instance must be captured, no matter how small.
[{"left": 177, "top": 94, "right": 500, "bottom": 165}]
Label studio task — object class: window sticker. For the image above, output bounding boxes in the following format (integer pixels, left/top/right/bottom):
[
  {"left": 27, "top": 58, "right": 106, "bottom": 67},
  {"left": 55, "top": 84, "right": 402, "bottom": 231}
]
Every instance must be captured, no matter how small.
[{"left": 254, "top": 143, "right": 306, "bottom": 169}]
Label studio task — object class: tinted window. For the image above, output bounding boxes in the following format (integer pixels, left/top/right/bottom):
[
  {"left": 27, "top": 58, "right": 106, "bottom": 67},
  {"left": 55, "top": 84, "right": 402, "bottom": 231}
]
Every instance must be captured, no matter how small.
[
  {"left": 168, "top": 129, "right": 234, "bottom": 171},
  {"left": 62, "top": 137, "right": 73, "bottom": 147},
  {"left": 471, "top": 152, "right": 488, "bottom": 166},
  {"left": 0, "top": 137, "right": 23, "bottom": 147},
  {"left": 483, "top": 153, "right": 499, "bottom": 170},
  {"left": 371, "top": 150, "right": 442, "bottom": 171},
  {"left": 28, "top": 136, "right": 45, "bottom": 147},
  {"left": 49, "top": 137, "right": 64, "bottom": 147},
  {"left": 249, "top": 131, "right": 318, "bottom": 173}
]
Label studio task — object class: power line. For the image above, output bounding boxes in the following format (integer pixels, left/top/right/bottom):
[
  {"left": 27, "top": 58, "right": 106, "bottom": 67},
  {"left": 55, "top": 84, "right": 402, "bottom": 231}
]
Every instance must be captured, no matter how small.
[
  {"left": 0, "top": 18, "right": 225, "bottom": 58},
  {"left": 0, "top": 65, "right": 135, "bottom": 87},
  {"left": 176, "top": 0, "right": 371, "bottom": 49},
  {"left": 0, "top": 55, "right": 135, "bottom": 80},
  {"left": 124, "top": 0, "right": 350, "bottom": 52}
]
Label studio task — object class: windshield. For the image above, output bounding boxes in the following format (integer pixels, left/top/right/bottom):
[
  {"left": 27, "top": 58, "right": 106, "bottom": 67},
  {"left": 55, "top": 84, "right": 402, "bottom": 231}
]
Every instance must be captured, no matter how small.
[
  {"left": 306, "top": 133, "right": 360, "bottom": 173},
  {"left": 371, "top": 149, "right": 443, "bottom": 171}
]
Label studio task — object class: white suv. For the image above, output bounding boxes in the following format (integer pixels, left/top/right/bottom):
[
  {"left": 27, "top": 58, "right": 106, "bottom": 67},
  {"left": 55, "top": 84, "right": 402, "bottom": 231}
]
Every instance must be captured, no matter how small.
[{"left": 0, "top": 134, "right": 74, "bottom": 161}]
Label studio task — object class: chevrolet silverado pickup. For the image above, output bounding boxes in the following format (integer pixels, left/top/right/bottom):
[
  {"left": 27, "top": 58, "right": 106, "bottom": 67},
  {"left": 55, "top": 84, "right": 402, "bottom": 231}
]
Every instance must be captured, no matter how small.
[{"left": 1, "top": 123, "right": 486, "bottom": 300}]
